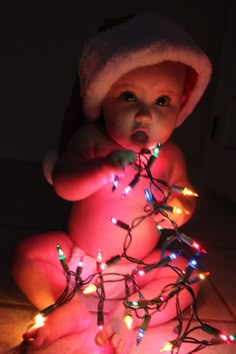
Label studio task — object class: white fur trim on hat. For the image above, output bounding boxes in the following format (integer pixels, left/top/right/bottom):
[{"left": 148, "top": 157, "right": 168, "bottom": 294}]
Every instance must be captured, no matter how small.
[{"left": 79, "top": 13, "right": 212, "bottom": 127}]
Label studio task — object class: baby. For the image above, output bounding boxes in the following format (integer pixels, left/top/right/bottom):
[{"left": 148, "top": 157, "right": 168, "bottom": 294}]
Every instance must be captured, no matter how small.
[{"left": 12, "top": 13, "right": 212, "bottom": 354}]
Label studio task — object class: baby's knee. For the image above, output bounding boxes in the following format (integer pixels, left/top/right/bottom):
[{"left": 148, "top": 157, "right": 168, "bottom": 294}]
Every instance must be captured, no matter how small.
[
  {"left": 13, "top": 234, "right": 42, "bottom": 262},
  {"left": 13, "top": 231, "right": 73, "bottom": 261}
]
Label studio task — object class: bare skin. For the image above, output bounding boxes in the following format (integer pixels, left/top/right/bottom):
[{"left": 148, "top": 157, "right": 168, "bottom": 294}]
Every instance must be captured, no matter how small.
[{"left": 12, "top": 62, "right": 199, "bottom": 353}]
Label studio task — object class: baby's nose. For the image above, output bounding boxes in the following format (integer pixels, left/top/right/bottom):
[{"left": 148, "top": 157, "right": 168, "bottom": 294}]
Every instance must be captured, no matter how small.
[{"left": 135, "top": 106, "right": 153, "bottom": 124}]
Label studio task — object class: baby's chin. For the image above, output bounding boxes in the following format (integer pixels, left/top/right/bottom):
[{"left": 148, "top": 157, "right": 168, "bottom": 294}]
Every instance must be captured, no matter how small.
[{"left": 130, "top": 137, "right": 161, "bottom": 153}]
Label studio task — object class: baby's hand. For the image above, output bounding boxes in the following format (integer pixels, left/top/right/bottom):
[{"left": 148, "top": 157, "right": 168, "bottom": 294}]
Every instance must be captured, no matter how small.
[
  {"left": 102, "top": 150, "right": 137, "bottom": 181},
  {"left": 107, "top": 150, "right": 136, "bottom": 169}
]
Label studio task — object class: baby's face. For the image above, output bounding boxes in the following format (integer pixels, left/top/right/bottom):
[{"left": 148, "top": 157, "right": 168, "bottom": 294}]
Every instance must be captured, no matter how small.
[{"left": 102, "top": 61, "right": 186, "bottom": 152}]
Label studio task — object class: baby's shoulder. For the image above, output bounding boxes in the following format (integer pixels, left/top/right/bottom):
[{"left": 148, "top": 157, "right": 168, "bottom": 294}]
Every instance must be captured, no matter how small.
[
  {"left": 65, "top": 121, "right": 114, "bottom": 158},
  {"left": 151, "top": 140, "right": 185, "bottom": 181},
  {"left": 67, "top": 122, "right": 101, "bottom": 146},
  {"left": 72, "top": 122, "right": 102, "bottom": 140},
  {"left": 160, "top": 140, "right": 184, "bottom": 161}
]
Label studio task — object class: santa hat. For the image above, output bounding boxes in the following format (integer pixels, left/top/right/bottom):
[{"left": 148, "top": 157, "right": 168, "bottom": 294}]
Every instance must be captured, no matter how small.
[{"left": 79, "top": 13, "right": 212, "bottom": 127}]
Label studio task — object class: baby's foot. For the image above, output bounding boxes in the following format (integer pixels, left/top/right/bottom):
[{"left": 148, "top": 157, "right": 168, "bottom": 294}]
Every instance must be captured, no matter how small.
[
  {"left": 23, "top": 299, "right": 92, "bottom": 349},
  {"left": 95, "top": 316, "right": 135, "bottom": 354}
]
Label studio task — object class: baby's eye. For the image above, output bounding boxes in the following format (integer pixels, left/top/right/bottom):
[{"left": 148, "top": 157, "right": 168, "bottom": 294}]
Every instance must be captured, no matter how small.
[
  {"left": 155, "top": 96, "right": 170, "bottom": 106},
  {"left": 120, "top": 91, "right": 137, "bottom": 102}
]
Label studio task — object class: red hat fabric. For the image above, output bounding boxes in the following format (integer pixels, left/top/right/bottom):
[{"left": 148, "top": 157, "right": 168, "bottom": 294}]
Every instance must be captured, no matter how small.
[{"left": 79, "top": 13, "right": 212, "bottom": 127}]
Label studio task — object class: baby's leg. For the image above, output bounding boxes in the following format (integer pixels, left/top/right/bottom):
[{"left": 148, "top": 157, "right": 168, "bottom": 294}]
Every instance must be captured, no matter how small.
[
  {"left": 95, "top": 249, "right": 200, "bottom": 353},
  {"left": 12, "top": 231, "right": 92, "bottom": 349}
]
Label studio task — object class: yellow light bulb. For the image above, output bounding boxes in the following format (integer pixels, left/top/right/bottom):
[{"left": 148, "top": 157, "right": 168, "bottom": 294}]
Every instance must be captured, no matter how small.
[
  {"left": 183, "top": 187, "right": 198, "bottom": 197},
  {"left": 173, "top": 206, "right": 182, "bottom": 214},
  {"left": 160, "top": 341, "right": 173, "bottom": 352},
  {"left": 34, "top": 313, "right": 46, "bottom": 327},
  {"left": 82, "top": 283, "right": 97, "bottom": 294},
  {"left": 199, "top": 271, "right": 210, "bottom": 280},
  {"left": 27, "top": 313, "right": 46, "bottom": 330},
  {"left": 124, "top": 314, "right": 133, "bottom": 329},
  {"left": 173, "top": 206, "right": 190, "bottom": 215}
]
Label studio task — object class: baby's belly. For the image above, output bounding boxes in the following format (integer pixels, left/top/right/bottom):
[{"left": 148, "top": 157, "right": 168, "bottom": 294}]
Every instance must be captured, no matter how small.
[{"left": 68, "top": 191, "right": 160, "bottom": 262}]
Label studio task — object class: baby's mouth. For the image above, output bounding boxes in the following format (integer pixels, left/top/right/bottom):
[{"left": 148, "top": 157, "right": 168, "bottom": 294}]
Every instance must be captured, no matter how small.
[{"left": 131, "top": 130, "right": 149, "bottom": 145}]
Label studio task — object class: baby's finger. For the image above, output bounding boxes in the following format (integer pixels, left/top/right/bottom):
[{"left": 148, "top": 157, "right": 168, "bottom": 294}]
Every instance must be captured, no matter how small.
[
  {"left": 110, "top": 332, "right": 121, "bottom": 349},
  {"left": 95, "top": 324, "right": 114, "bottom": 346}
]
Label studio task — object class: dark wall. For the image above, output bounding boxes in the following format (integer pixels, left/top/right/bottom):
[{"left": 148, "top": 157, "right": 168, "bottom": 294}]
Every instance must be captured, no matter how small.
[{"left": 0, "top": 1, "right": 230, "bottom": 182}]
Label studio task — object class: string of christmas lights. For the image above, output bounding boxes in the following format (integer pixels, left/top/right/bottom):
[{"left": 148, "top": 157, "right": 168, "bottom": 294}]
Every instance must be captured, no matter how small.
[{"left": 15, "top": 143, "right": 236, "bottom": 353}]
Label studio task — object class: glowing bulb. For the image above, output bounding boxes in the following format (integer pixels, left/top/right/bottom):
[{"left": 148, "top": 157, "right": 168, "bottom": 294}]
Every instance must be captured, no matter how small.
[
  {"left": 107, "top": 216, "right": 130, "bottom": 230},
  {"left": 199, "top": 272, "right": 209, "bottom": 280},
  {"left": 136, "top": 314, "right": 151, "bottom": 346},
  {"left": 56, "top": 244, "right": 69, "bottom": 272},
  {"left": 121, "top": 186, "right": 132, "bottom": 199},
  {"left": 124, "top": 314, "right": 133, "bottom": 329},
  {"left": 97, "top": 310, "right": 104, "bottom": 329},
  {"left": 35, "top": 314, "right": 45, "bottom": 326},
  {"left": 182, "top": 187, "right": 198, "bottom": 197},
  {"left": 173, "top": 206, "right": 190, "bottom": 215},
  {"left": 121, "top": 174, "right": 140, "bottom": 199},
  {"left": 182, "top": 253, "right": 201, "bottom": 282},
  {"left": 169, "top": 252, "right": 177, "bottom": 260},
  {"left": 160, "top": 341, "right": 173, "bottom": 352},
  {"left": 159, "top": 204, "right": 190, "bottom": 215},
  {"left": 192, "top": 242, "right": 200, "bottom": 249},
  {"left": 147, "top": 142, "right": 161, "bottom": 169},
  {"left": 112, "top": 175, "right": 119, "bottom": 192},
  {"left": 82, "top": 283, "right": 97, "bottom": 294},
  {"left": 78, "top": 255, "right": 84, "bottom": 268},
  {"left": 126, "top": 300, "right": 139, "bottom": 308},
  {"left": 187, "top": 272, "right": 210, "bottom": 284},
  {"left": 136, "top": 329, "right": 145, "bottom": 345},
  {"left": 31, "top": 313, "right": 46, "bottom": 329},
  {"left": 96, "top": 249, "right": 107, "bottom": 272},
  {"left": 171, "top": 185, "right": 198, "bottom": 197},
  {"left": 100, "top": 263, "right": 107, "bottom": 271},
  {"left": 56, "top": 244, "right": 66, "bottom": 260},
  {"left": 219, "top": 333, "right": 229, "bottom": 342},
  {"left": 76, "top": 256, "right": 84, "bottom": 277},
  {"left": 189, "top": 259, "right": 197, "bottom": 268},
  {"left": 178, "top": 233, "right": 207, "bottom": 253},
  {"left": 156, "top": 251, "right": 180, "bottom": 268},
  {"left": 110, "top": 216, "right": 117, "bottom": 224},
  {"left": 229, "top": 334, "right": 236, "bottom": 342},
  {"left": 96, "top": 249, "right": 103, "bottom": 263},
  {"left": 144, "top": 188, "right": 154, "bottom": 202}
]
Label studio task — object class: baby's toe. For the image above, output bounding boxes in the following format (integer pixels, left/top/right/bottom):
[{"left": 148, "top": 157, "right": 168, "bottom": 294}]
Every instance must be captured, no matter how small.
[
  {"left": 22, "top": 328, "right": 37, "bottom": 342},
  {"left": 110, "top": 333, "right": 121, "bottom": 349},
  {"left": 95, "top": 325, "right": 113, "bottom": 346}
]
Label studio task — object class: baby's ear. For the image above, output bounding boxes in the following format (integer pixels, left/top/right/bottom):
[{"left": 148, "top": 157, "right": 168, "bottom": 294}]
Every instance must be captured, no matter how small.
[
  {"left": 181, "top": 93, "right": 188, "bottom": 107},
  {"left": 182, "top": 66, "right": 198, "bottom": 107}
]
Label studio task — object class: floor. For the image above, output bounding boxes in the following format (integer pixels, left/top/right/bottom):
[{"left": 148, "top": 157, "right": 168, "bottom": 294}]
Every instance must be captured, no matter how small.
[{"left": 0, "top": 158, "right": 236, "bottom": 354}]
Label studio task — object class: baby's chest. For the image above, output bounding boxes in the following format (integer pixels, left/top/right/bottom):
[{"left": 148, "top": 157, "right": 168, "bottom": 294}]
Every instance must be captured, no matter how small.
[{"left": 107, "top": 168, "right": 168, "bottom": 208}]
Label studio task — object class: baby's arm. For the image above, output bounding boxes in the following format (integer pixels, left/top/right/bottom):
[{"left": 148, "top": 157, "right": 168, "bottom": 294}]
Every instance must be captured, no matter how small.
[
  {"left": 153, "top": 142, "right": 196, "bottom": 228},
  {"left": 52, "top": 124, "right": 136, "bottom": 201}
]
